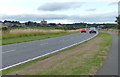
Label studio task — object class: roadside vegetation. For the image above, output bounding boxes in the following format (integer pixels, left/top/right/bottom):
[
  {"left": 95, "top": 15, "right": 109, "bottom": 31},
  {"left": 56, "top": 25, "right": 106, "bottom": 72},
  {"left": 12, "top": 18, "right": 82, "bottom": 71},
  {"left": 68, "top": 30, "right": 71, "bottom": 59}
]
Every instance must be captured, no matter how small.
[
  {"left": 100, "top": 28, "right": 119, "bottom": 34},
  {"left": 2, "top": 32, "right": 112, "bottom": 75},
  {"left": 115, "top": 15, "right": 120, "bottom": 34},
  {"left": 1, "top": 27, "right": 81, "bottom": 45}
]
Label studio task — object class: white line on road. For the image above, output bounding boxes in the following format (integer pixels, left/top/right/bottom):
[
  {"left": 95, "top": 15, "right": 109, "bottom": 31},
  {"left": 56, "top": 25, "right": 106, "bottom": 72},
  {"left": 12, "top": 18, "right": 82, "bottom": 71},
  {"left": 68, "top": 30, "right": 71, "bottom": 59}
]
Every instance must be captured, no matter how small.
[
  {"left": 2, "top": 49, "right": 16, "bottom": 54},
  {"left": 0, "top": 32, "right": 98, "bottom": 71},
  {"left": 2, "top": 43, "right": 48, "bottom": 54}
]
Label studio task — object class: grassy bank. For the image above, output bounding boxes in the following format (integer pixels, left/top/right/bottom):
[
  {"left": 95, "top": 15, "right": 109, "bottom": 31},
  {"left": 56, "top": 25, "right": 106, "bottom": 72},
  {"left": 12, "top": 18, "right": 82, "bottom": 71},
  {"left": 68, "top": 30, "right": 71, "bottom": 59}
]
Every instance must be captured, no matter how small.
[
  {"left": 1, "top": 29, "right": 80, "bottom": 45},
  {"left": 100, "top": 29, "right": 119, "bottom": 34},
  {"left": 3, "top": 32, "right": 112, "bottom": 75}
]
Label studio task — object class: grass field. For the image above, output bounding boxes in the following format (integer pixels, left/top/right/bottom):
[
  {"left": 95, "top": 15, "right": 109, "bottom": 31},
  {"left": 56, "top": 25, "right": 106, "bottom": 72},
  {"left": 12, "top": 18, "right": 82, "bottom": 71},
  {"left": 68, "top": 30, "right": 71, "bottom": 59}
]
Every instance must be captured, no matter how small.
[
  {"left": 2, "top": 32, "right": 112, "bottom": 75},
  {"left": 1, "top": 29, "right": 80, "bottom": 45}
]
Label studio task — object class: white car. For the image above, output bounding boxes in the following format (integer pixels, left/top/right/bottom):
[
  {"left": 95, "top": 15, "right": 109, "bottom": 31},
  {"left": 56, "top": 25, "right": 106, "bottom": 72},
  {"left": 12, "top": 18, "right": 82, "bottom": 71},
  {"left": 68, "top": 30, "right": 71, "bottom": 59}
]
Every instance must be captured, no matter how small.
[{"left": 89, "top": 27, "right": 97, "bottom": 34}]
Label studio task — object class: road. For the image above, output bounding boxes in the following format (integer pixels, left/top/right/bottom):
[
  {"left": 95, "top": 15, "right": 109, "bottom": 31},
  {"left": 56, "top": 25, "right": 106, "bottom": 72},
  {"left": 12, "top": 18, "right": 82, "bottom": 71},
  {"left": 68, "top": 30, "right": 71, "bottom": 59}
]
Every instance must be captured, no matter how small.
[
  {"left": 1, "top": 32, "right": 97, "bottom": 70},
  {"left": 96, "top": 32, "right": 118, "bottom": 75}
]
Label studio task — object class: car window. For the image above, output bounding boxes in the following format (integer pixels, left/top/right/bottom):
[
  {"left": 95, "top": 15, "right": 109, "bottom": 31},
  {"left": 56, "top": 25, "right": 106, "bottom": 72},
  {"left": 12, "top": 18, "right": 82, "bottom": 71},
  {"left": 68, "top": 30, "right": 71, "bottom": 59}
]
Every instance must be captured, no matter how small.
[{"left": 90, "top": 27, "right": 95, "bottom": 30}]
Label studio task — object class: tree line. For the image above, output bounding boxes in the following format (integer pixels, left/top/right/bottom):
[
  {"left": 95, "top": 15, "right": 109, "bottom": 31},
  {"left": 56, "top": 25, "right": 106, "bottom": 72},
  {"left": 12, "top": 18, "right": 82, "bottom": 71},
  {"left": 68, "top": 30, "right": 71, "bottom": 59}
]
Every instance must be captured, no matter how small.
[{"left": 1, "top": 19, "right": 118, "bottom": 30}]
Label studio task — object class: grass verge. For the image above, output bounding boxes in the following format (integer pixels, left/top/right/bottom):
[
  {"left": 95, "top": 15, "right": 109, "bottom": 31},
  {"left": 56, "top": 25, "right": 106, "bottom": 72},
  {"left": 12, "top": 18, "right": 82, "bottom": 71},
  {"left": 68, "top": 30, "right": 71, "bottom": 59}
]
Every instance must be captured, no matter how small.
[
  {"left": 2, "top": 32, "right": 112, "bottom": 75},
  {"left": 100, "top": 29, "right": 119, "bottom": 34}
]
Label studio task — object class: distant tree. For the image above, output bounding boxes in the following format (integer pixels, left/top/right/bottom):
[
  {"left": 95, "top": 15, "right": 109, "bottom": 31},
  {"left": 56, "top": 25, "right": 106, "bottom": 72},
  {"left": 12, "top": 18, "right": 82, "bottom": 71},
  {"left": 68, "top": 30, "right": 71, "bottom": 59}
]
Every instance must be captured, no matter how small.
[
  {"left": 25, "top": 21, "right": 32, "bottom": 26},
  {"left": 48, "top": 23, "right": 56, "bottom": 26},
  {"left": 25, "top": 21, "right": 38, "bottom": 26},
  {"left": 11, "top": 21, "right": 20, "bottom": 24},
  {"left": 3, "top": 20, "right": 11, "bottom": 23}
]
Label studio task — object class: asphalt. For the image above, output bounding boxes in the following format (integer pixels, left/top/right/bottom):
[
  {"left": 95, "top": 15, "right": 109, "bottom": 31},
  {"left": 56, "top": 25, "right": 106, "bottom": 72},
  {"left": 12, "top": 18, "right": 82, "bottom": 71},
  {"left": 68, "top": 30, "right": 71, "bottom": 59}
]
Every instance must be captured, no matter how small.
[
  {"left": 96, "top": 32, "right": 118, "bottom": 75},
  {"left": 2, "top": 32, "right": 97, "bottom": 69}
]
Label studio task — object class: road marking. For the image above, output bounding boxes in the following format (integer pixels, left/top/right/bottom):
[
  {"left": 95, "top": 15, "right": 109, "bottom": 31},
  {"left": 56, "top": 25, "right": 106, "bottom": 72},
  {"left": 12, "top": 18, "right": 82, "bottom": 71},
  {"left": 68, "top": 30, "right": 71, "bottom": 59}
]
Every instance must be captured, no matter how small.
[
  {"left": 0, "top": 32, "right": 98, "bottom": 71},
  {"left": 2, "top": 49, "right": 16, "bottom": 54}
]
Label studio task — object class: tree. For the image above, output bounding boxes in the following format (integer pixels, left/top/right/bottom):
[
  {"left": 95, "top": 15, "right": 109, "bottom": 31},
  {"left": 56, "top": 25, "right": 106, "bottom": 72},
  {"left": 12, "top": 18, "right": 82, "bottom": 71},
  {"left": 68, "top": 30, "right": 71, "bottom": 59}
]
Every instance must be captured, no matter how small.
[
  {"left": 115, "top": 15, "right": 120, "bottom": 25},
  {"left": 115, "top": 15, "right": 120, "bottom": 29}
]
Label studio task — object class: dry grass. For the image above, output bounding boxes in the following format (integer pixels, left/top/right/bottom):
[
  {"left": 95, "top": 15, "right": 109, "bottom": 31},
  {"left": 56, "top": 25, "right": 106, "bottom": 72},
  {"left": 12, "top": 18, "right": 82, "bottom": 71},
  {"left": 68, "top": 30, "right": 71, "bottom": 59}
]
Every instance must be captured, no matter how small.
[
  {"left": 107, "top": 29, "right": 119, "bottom": 34},
  {"left": 100, "top": 29, "right": 119, "bottom": 34},
  {"left": 2, "top": 29, "right": 81, "bottom": 39},
  {"left": 1, "top": 28, "right": 81, "bottom": 45}
]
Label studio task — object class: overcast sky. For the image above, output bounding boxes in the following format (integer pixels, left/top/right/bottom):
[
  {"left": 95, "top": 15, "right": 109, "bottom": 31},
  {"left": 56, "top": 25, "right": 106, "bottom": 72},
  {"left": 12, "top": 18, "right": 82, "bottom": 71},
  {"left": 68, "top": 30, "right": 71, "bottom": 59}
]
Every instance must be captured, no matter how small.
[{"left": 0, "top": 0, "right": 119, "bottom": 24}]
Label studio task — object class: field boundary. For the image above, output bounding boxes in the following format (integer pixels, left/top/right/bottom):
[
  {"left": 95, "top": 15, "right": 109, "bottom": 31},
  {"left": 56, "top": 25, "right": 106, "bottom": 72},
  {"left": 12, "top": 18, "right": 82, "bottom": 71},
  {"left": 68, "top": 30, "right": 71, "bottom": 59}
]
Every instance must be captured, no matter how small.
[{"left": 1, "top": 32, "right": 98, "bottom": 71}]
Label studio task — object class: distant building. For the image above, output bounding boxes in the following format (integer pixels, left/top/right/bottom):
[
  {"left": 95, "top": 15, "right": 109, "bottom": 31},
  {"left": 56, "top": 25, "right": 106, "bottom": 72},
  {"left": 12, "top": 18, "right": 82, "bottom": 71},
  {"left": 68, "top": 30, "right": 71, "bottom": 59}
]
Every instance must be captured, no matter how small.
[{"left": 41, "top": 19, "right": 47, "bottom": 25}]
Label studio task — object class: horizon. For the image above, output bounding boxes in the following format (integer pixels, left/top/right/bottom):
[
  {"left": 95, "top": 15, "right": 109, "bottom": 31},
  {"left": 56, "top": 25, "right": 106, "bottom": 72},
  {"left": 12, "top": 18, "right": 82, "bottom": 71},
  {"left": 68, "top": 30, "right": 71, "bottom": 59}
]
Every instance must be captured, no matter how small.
[{"left": 1, "top": 20, "right": 117, "bottom": 24}]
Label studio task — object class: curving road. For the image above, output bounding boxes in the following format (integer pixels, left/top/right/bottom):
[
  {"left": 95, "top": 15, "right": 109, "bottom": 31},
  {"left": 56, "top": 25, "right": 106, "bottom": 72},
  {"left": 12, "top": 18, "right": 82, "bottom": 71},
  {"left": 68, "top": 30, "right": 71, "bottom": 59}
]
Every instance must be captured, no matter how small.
[{"left": 1, "top": 32, "right": 98, "bottom": 70}]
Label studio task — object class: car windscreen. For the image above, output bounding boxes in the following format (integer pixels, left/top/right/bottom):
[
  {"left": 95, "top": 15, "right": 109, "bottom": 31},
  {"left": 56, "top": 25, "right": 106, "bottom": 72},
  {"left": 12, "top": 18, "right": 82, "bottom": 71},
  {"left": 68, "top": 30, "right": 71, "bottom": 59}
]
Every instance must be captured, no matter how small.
[{"left": 90, "top": 28, "right": 95, "bottom": 30}]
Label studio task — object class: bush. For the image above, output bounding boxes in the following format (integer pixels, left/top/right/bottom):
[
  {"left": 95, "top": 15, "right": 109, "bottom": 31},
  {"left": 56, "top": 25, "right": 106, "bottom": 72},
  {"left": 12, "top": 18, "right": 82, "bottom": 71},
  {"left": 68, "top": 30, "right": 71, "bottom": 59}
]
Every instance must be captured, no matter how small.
[{"left": 2, "top": 27, "right": 10, "bottom": 33}]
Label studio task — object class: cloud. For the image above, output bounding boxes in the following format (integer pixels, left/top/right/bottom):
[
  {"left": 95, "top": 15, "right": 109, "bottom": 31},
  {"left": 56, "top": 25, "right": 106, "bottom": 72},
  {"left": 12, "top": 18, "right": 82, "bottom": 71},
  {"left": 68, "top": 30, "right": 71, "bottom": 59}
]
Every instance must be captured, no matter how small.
[
  {"left": 1, "top": 14, "right": 69, "bottom": 21},
  {"left": 1, "top": 12, "right": 117, "bottom": 23},
  {"left": 86, "top": 9, "right": 96, "bottom": 11},
  {"left": 75, "top": 12, "right": 117, "bottom": 22},
  {"left": 38, "top": 2, "right": 85, "bottom": 11},
  {"left": 108, "top": 2, "right": 118, "bottom": 6}
]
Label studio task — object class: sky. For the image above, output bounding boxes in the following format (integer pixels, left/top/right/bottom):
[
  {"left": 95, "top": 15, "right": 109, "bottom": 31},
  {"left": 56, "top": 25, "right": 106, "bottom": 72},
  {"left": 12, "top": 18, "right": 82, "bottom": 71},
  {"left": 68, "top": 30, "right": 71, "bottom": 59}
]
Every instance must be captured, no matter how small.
[{"left": 0, "top": 0, "right": 119, "bottom": 24}]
